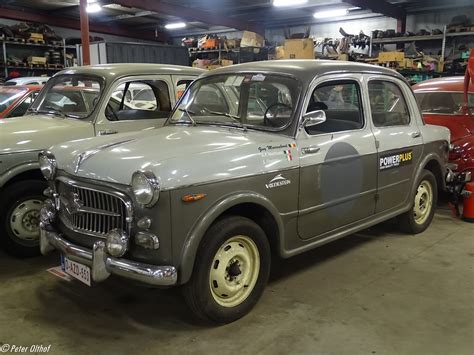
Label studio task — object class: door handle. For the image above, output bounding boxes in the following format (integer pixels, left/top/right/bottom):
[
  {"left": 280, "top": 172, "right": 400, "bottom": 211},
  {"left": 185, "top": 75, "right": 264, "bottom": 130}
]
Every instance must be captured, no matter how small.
[
  {"left": 411, "top": 131, "right": 421, "bottom": 138},
  {"left": 302, "top": 146, "right": 321, "bottom": 155},
  {"left": 98, "top": 129, "right": 118, "bottom": 136}
]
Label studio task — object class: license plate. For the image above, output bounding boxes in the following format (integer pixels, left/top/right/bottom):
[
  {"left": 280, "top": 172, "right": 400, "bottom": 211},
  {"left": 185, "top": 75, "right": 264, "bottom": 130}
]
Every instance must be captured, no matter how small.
[{"left": 63, "top": 256, "right": 91, "bottom": 286}]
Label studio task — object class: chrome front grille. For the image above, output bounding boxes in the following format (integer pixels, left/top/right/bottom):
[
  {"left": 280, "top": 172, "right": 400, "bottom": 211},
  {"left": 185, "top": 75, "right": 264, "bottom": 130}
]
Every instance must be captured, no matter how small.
[{"left": 57, "top": 180, "right": 128, "bottom": 237}]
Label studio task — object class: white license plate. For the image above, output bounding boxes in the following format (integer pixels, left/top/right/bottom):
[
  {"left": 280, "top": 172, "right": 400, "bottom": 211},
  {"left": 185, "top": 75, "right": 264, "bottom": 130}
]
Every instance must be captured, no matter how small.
[{"left": 64, "top": 257, "right": 91, "bottom": 286}]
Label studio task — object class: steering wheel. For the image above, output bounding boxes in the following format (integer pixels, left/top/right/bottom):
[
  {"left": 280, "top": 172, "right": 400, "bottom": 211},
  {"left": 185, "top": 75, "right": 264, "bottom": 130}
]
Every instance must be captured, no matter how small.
[
  {"left": 264, "top": 103, "right": 292, "bottom": 127},
  {"left": 106, "top": 103, "right": 119, "bottom": 121}
]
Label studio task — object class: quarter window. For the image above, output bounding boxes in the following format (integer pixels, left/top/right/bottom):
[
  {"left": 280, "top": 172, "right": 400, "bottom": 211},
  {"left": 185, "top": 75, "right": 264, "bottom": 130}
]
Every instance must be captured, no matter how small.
[
  {"left": 305, "top": 81, "right": 364, "bottom": 134},
  {"left": 369, "top": 81, "right": 410, "bottom": 127},
  {"left": 106, "top": 80, "right": 171, "bottom": 121}
]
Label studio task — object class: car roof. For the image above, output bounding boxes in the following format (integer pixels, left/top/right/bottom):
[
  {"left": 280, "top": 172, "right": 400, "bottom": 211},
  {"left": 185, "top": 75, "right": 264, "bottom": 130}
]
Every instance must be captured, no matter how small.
[
  {"left": 206, "top": 60, "right": 405, "bottom": 84},
  {"left": 412, "top": 76, "right": 474, "bottom": 93},
  {"left": 55, "top": 63, "right": 206, "bottom": 80},
  {"left": 0, "top": 84, "right": 43, "bottom": 91},
  {"left": 7, "top": 77, "right": 49, "bottom": 83}
]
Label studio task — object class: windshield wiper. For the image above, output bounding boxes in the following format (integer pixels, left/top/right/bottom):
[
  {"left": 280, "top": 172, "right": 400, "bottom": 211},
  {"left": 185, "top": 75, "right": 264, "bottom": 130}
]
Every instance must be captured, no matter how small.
[
  {"left": 177, "top": 107, "right": 197, "bottom": 126},
  {"left": 38, "top": 106, "right": 80, "bottom": 119},
  {"left": 200, "top": 107, "right": 245, "bottom": 129}
]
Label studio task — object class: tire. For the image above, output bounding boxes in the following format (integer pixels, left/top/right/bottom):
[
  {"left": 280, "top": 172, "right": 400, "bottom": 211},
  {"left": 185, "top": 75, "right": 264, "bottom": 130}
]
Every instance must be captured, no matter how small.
[
  {"left": 0, "top": 180, "right": 48, "bottom": 257},
  {"left": 182, "top": 216, "right": 271, "bottom": 324},
  {"left": 398, "top": 170, "right": 437, "bottom": 234}
]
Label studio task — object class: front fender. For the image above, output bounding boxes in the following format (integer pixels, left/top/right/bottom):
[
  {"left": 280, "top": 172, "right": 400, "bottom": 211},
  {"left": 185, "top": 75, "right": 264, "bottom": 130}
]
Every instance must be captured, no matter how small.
[
  {"left": 177, "top": 191, "right": 285, "bottom": 284},
  {"left": 0, "top": 151, "right": 42, "bottom": 187}
]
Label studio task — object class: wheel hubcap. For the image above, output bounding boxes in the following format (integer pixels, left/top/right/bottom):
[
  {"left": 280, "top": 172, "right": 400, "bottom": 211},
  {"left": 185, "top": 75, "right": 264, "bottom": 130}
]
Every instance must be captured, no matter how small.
[
  {"left": 10, "top": 199, "right": 43, "bottom": 241},
  {"left": 413, "top": 180, "right": 433, "bottom": 225},
  {"left": 209, "top": 235, "right": 260, "bottom": 308}
]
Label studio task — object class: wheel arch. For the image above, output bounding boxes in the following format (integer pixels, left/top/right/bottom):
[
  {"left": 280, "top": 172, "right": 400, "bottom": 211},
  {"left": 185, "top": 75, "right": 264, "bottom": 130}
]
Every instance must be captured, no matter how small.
[
  {"left": 423, "top": 158, "right": 445, "bottom": 192},
  {"left": 0, "top": 163, "right": 43, "bottom": 192},
  {"left": 178, "top": 191, "right": 284, "bottom": 284}
]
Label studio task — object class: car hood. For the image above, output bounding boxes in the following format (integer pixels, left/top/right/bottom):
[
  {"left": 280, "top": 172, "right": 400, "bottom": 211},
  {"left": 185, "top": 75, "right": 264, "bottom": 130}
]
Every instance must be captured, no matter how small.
[
  {"left": 0, "top": 114, "right": 93, "bottom": 154},
  {"left": 51, "top": 125, "right": 297, "bottom": 189}
]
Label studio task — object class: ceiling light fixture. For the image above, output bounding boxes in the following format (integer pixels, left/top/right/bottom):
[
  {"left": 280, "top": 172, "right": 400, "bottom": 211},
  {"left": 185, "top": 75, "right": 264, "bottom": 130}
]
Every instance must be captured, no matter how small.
[
  {"left": 165, "top": 22, "right": 187, "bottom": 30},
  {"left": 313, "top": 8, "right": 348, "bottom": 19},
  {"left": 273, "top": 0, "right": 308, "bottom": 7},
  {"left": 86, "top": 3, "right": 102, "bottom": 13}
]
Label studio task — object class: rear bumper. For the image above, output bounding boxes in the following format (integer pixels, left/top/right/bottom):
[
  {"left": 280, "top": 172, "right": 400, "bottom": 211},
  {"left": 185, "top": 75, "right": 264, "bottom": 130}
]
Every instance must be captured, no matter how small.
[{"left": 40, "top": 224, "right": 177, "bottom": 287}]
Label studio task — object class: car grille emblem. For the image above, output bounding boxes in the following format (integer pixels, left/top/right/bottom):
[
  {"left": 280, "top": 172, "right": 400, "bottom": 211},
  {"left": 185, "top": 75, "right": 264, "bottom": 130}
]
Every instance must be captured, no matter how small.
[{"left": 65, "top": 192, "right": 84, "bottom": 215}]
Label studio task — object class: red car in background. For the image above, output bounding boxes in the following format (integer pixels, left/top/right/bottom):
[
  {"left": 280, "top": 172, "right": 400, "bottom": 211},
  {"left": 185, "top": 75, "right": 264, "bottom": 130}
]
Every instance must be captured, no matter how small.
[
  {"left": 0, "top": 85, "right": 42, "bottom": 118},
  {"left": 413, "top": 76, "right": 474, "bottom": 178}
]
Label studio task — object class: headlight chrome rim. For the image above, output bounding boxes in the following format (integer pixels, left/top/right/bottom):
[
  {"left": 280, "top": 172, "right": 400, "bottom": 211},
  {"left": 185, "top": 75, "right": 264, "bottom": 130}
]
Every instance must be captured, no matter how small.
[
  {"left": 38, "top": 151, "right": 57, "bottom": 181},
  {"left": 131, "top": 170, "right": 160, "bottom": 207}
]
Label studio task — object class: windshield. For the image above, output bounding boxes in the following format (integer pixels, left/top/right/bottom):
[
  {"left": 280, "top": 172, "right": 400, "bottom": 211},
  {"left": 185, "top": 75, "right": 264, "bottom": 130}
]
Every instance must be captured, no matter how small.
[
  {"left": 415, "top": 92, "right": 474, "bottom": 114},
  {"left": 30, "top": 74, "right": 103, "bottom": 119},
  {"left": 0, "top": 87, "right": 27, "bottom": 113},
  {"left": 169, "top": 73, "right": 300, "bottom": 131}
]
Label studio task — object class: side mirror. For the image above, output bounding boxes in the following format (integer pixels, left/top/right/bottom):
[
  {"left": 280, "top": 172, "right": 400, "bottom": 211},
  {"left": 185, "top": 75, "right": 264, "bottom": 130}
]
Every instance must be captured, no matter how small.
[{"left": 301, "top": 110, "right": 326, "bottom": 129}]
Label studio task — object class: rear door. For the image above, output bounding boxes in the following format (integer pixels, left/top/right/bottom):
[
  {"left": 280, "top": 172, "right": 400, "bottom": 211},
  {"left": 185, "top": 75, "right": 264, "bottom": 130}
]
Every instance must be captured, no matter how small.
[
  {"left": 367, "top": 76, "right": 423, "bottom": 212},
  {"left": 94, "top": 75, "right": 174, "bottom": 136},
  {"left": 297, "top": 75, "right": 378, "bottom": 240}
]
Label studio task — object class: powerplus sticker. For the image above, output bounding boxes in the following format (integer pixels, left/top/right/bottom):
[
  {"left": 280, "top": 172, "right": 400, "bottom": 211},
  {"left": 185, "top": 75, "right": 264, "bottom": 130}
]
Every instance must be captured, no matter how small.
[{"left": 379, "top": 150, "right": 413, "bottom": 171}]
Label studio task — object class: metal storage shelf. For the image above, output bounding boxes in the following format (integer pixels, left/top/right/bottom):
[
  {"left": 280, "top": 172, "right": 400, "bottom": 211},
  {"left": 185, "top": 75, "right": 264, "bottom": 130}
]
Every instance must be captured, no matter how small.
[
  {"left": 369, "top": 26, "right": 474, "bottom": 61},
  {"left": 0, "top": 64, "right": 63, "bottom": 71},
  {"left": 0, "top": 38, "right": 68, "bottom": 77},
  {"left": 372, "top": 34, "right": 444, "bottom": 44}
]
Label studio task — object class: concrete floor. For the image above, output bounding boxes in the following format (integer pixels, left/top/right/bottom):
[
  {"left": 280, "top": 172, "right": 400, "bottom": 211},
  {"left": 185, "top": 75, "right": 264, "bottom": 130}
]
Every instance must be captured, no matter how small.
[{"left": 0, "top": 206, "right": 473, "bottom": 355}]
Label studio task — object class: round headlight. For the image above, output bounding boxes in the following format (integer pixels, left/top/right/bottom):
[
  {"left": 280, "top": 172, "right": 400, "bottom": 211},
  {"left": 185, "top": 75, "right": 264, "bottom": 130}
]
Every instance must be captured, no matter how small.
[
  {"left": 38, "top": 151, "right": 57, "bottom": 181},
  {"left": 106, "top": 229, "right": 129, "bottom": 258},
  {"left": 131, "top": 170, "right": 160, "bottom": 207}
]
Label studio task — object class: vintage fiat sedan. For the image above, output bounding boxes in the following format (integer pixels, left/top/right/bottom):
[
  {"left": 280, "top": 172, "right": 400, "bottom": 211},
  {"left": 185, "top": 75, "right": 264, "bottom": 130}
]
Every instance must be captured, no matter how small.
[{"left": 39, "top": 60, "right": 450, "bottom": 324}]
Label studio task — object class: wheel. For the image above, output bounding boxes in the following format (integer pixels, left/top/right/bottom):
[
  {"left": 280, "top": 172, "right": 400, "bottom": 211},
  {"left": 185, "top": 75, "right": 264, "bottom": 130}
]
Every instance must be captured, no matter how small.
[
  {"left": 398, "top": 170, "right": 437, "bottom": 234},
  {"left": 0, "top": 180, "right": 47, "bottom": 257},
  {"left": 183, "top": 216, "right": 271, "bottom": 324}
]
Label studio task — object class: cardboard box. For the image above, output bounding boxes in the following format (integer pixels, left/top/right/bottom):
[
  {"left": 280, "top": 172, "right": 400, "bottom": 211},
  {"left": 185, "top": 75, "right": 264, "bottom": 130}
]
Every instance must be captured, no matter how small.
[
  {"left": 275, "top": 46, "right": 285, "bottom": 60},
  {"left": 241, "top": 31, "right": 264, "bottom": 48},
  {"left": 29, "top": 32, "right": 43, "bottom": 40},
  {"left": 225, "top": 39, "right": 240, "bottom": 49},
  {"left": 27, "top": 56, "right": 47, "bottom": 65},
  {"left": 283, "top": 39, "right": 314, "bottom": 59},
  {"left": 378, "top": 51, "right": 405, "bottom": 63},
  {"left": 220, "top": 59, "right": 233, "bottom": 67},
  {"left": 192, "top": 59, "right": 211, "bottom": 69}
]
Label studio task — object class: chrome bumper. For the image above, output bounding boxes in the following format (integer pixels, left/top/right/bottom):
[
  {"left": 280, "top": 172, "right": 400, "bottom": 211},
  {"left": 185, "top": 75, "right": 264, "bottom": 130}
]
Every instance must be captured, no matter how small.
[{"left": 40, "top": 225, "right": 177, "bottom": 286}]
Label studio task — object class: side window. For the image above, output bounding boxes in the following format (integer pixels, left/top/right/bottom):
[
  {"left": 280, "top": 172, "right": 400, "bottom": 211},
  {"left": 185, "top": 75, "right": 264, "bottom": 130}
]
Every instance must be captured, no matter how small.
[
  {"left": 6, "top": 93, "right": 35, "bottom": 118},
  {"left": 106, "top": 80, "right": 171, "bottom": 121},
  {"left": 369, "top": 81, "right": 410, "bottom": 127},
  {"left": 305, "top": 81, "right": 363, "bottom": 134},
  {"left": 191, "top": 83, "right": 229, "bottom": 113}
]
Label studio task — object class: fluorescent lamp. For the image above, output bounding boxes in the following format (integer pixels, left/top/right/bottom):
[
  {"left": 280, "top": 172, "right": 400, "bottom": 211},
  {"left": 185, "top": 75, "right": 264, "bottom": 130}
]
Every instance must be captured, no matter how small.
[
  {"left": 86, "top": 3, "right": 101, "bottom": 13},
  {"left": 165, "top": 22, "right": 186, "bottom": 30},
  {"left": 313, "top": 8, "right": 348, "bottom": 18},
  {"left": 273, "top": 0, "right": 308, "bottom": 7}
]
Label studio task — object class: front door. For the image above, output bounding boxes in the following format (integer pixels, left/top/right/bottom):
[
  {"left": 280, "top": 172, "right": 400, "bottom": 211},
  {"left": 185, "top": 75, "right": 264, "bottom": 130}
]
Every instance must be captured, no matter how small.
[
  {"left": 297, "top": 75, "right": 378, "bottom": 240},
  {"left": 366, "top": 77, "right": 423, "bottom": 213},
  {"left": 94, "top": 75, "right": 174, "bottom": 136}
]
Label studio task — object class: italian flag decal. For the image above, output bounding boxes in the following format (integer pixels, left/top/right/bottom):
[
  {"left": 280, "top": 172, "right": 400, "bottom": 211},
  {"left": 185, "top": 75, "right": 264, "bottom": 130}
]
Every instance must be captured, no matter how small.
[{"left": 284, "top": 149, "right": 293, "bottom": 161}]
